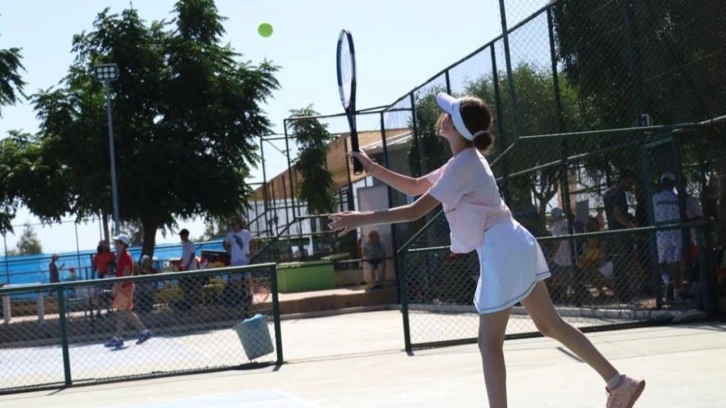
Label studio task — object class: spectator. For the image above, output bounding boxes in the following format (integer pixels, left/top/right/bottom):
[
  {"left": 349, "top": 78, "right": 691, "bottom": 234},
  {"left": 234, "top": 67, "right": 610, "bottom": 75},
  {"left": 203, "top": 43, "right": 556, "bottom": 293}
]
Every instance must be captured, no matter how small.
[
  {"left": 223, "top": 217, "right": 255, "bottom": 267},
  {"left": 136, "top": 255, "right": 159, "bottom": 313},
  {"left": 549, "top": 208, "right": 575, "bottom": 302},
  {"left": 683, "top": 190, "right": 705, "bottom": 297},
  {"left": 138, "top": 255, "right": 158, "bottom": 275},
  {"left": 103, "top": 233, "right": 152, "bottom": 349},
  {"left": 604, "top": 169, "right": 637, "bottom": 230},
  {"left": 48, "top": 254, "right": 65, "bottom": 296},
  {"left": 577, "top": 216, "right": 613, "bottom": 297},
  {"left": 92, "top": 240, "right": 115, "bottom": 279},
  {"left": 363, "top": 230, "right": 386, "bottom": 289},
  {"left": 92, "top": 241, "right": 116, "bottom": 318},
  {"left": 179, "top": 228, "right": 202, "bottom": 307},
  {"left": 222, "top": 217, "right": 255, "bottom": 309},
  {"left": 180, "top": 229, "right": 199, "bottom": 272},
  {"left": 603, "top": 169, "right": 637, "bottom": 303},
  {"left": 652, "top": 172, "right": 682, "bottom": 301}
]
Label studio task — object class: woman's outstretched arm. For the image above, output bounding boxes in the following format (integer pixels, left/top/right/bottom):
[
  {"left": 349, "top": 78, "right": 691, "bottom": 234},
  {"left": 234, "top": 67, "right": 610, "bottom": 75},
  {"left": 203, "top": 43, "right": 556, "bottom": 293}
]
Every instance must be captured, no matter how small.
[
  {"left": 351, "top": 150, "right": 433, "bottom": 197},
  {"left": 328, "top": 193, "right": 440, "bottom": 236}
]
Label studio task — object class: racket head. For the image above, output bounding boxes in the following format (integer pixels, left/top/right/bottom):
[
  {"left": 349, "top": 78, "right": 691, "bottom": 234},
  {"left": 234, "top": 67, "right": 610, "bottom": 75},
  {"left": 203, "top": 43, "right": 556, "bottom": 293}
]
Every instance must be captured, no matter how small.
[
  {"left": 337, "top": 29, "right": 362, "bottom": 174},
  {"left": 336, "top": 29, "right": 357, "bottom": 112}
]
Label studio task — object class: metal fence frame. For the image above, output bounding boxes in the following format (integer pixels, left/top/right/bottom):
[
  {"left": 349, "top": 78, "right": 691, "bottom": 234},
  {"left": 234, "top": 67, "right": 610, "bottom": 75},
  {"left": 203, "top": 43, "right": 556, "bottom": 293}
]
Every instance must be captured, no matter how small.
[
  {"left": 0, "top": 263, "right": 282, "bottom": 395},
  {"left": 386, "top": 0, "right": 725, "bottom": 351},
  {"left": 398, "top": 220, "right": 712, "bottom": 351}
]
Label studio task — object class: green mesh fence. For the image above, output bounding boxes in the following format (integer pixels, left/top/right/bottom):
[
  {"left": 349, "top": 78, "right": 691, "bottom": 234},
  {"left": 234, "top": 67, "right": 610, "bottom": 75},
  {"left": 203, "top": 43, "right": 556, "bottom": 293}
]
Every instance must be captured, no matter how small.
[
  {"left": 391, "top": 0, "right": 725, "bottom": 350},
  {"left": 0, "top": 264, "right": 281, "bottom": 394},
  {"left": 399, "top": 218, "right": 711, "bottom": 349}
]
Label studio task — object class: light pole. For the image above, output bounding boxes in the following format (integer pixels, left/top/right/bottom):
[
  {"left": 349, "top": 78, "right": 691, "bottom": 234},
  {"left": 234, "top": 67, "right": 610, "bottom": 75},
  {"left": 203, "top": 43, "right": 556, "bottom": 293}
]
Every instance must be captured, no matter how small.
[{"left": 93, "top": 63, "right": 120, "bottom": 236}]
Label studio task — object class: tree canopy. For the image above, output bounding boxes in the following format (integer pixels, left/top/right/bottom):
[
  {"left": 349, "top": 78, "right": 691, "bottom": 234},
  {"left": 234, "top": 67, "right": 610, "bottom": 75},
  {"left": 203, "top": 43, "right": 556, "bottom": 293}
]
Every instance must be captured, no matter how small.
[
  {"left": 3, "top": 0, "right": 280, "bottom": 256},
  {"left": 15, "top": 224, "right": 42, "bottom": 255},
  {"left": 0, "top": 36, "right": 26, "bottom": 234},
  {"left": 288, "top": 106, "right": 335, "bottom": 216}
]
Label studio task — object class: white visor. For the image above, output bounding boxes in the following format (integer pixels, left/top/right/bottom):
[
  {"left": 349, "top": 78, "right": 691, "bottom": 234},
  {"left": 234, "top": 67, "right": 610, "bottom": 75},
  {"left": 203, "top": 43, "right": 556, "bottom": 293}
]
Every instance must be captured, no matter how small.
[{"left": 436, "top": 92, "right": 474, "bottom": 141}]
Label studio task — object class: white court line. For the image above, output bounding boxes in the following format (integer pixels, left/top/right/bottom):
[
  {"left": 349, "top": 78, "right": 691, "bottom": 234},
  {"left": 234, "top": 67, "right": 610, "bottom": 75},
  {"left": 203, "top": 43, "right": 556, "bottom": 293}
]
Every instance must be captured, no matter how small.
[{"left": 112, "top": 389, "right": 319, "bottom": 408}]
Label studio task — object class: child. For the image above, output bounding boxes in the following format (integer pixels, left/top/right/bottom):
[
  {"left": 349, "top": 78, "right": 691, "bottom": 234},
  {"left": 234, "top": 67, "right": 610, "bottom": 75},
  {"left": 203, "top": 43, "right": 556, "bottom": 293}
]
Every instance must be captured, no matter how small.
[{"left": 328, "top": 93, "right": 644, "bottom": 407}]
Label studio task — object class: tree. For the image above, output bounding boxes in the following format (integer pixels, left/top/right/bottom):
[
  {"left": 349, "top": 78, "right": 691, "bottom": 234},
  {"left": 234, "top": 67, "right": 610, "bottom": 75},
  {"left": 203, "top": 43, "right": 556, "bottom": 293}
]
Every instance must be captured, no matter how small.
[
  {"left": 0, "top": 131, "right": 70, "bottom": 234},
  {"left": 16, "top": 224, "right": 42, "bottom": 255},
  {"left": 0, "top": 35, "right": 25, "bottom": 116},
  {"left": 288, "top": 106, "right": 335, "bottom": 216},
  {"left": 15, "top": 0, "right": 279, "bottom": 257},
  {"left": 553, "top": 0, "right": 726, "bottom": 128},
  {"left": 408, "top": 90, "right": 450, "bottom": 176},
  {"left": 0, "top": 36, "right": 26, "bottom": 233},
  {"left": 122, "top": 219, "right": 145, "bottom": 247},
  {"left": 199, "top": 216, "right": 227, "bottom": 241}
]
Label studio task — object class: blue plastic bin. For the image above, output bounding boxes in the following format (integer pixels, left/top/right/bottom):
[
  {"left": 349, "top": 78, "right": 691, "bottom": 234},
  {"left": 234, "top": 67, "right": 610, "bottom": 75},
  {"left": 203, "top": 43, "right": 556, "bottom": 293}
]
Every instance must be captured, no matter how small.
[{"left": 233, "top": 313, "right": 274, "bottom": 360}]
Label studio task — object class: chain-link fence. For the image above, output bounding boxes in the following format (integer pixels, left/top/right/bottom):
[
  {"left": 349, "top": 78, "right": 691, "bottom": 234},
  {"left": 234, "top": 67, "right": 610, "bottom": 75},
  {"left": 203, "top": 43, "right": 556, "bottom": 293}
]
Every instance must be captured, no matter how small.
[
  {"left": 0, "top": 263, "right": 281, "bottom": 394},
  {"left": 390, "top": 0, "right": 726, "bottom": 350},
  {"left": 399, "top": 214, "right": 711, "bottom": 349}
]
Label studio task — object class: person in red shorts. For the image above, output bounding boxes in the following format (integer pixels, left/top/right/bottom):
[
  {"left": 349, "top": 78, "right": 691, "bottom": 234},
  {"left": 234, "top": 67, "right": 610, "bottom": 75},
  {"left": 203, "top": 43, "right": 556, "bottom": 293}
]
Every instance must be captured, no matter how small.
[{"left": 104, "top": 233, "right": 152, "bottom": 348}]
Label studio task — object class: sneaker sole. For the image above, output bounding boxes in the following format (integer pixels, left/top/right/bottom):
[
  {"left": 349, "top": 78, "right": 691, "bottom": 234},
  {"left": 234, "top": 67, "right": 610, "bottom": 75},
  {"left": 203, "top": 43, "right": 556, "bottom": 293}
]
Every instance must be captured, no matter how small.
[
  {"left": 136, "top": 337, "right": 151, "bottom": 345},
  {"left": 626, "top": 380, "right": 646, "bottom": 408}
]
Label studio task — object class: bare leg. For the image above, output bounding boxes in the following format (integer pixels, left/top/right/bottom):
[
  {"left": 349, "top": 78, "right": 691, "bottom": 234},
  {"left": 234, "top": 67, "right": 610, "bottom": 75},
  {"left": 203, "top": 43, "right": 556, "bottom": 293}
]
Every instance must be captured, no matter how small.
[
  {"left": 478, "top": 308, "right": 512, "bottom": 408},
  {"left": 124, "top": 311, "right": 146, "bottom": 331},
  {"left": 115, "top": 311, "right": 146, "bottom": 338},
  {"left": 115, "top": 312, "right": 126, "bottom": 338},
  {"left": 667, "top": 262, "right": 682, "bottom": 295},
  {"left": 521, "top": 281, "right": 618, "bottom": 381}
]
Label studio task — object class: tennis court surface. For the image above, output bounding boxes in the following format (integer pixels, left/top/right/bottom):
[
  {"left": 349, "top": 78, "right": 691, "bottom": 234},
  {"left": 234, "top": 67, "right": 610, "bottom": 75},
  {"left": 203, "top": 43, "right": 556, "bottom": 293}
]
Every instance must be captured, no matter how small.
[{"left": 0, "top": 311, "right": 724, "bottom": 407}]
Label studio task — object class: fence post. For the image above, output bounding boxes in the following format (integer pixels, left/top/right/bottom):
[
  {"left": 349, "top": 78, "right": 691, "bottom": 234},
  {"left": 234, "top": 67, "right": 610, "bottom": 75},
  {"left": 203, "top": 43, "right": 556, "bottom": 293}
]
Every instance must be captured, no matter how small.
[
  {"left": 57, "top": 285, "right": 73, "bottom": 387},
  {"left": 547, "top": 6, "right": 572, "bottom": 218},
  {"left": 398, "top": 251, "right": 412, "bottom": 353},
  {"left": 409, "top": 93, "right": 422, "bottom": 178},
  {"left": 639, "top": 142, "right": 662, "bottom": 308},
  {"left": 380, "top": 111, "right": 401, "bottom": 302},
  {"left": 270, "top": 265, "right": 284, "bottom": 364},
  {"left": 283, "top": 120, "right": 297, "bottom": 219},
  {"left": 490, "top": 45, "right": 511, "bottom": 204},
  {"left": 623, "top": 0, "right": 645, "bottom": 126},
  {"left": 497, "top": 0, "right": 520, "bottom": 142},
  {"left": 260, "top": 138, "right": 271, "bottom": 237},
  {"left": 2, "top": 233, "right": 8, "bottom": 284}
]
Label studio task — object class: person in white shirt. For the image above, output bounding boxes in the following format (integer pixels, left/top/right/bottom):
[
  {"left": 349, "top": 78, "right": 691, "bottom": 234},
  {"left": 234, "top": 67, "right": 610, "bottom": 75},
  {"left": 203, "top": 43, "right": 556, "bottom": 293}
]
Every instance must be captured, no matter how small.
[
  {"left": 179, "top": 228, "right": 202, "bottom": 306},
  {"left": 224, "top": 217, "right": 255, "bottom": 300},
  {"left": 180, "top": 229, "right": 199, "bottom": 271},
  {"left": 652, "top": 172, "right": 682, "bottom": 300},
  {"left": 328, "top": 93, "right": 644, "bottom": 407}
]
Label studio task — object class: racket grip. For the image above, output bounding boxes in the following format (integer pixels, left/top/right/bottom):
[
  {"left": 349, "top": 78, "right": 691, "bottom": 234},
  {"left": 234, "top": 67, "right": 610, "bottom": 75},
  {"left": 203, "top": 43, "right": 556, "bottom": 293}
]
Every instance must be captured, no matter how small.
[{"left": 352, "top": 156, "right": 364, "bottom": 175}]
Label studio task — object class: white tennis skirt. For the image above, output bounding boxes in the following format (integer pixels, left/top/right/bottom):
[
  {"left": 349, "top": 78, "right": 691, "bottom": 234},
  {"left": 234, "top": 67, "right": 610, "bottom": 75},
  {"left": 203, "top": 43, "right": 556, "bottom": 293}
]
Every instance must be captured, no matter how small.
[{"left": 473, "top": 221, "right": 551, "bottom": 314}]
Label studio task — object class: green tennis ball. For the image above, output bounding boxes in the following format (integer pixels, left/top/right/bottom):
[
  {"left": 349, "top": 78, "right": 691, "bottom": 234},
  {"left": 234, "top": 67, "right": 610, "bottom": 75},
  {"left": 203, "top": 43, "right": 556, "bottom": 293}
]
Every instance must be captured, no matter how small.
[{"left": 258, "top": 22, "right": 273, "bottom": 38}]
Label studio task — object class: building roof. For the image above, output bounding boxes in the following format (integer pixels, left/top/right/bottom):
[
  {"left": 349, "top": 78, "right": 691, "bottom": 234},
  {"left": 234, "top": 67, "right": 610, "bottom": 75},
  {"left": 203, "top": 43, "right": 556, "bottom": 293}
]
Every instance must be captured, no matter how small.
[{"left": 252, "top": 128, "right": 411, "bottom": 201}]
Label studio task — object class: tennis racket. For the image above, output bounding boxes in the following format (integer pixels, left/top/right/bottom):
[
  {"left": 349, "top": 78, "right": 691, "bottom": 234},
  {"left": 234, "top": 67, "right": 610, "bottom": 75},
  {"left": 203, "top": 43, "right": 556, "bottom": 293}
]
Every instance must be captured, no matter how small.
[{"left": 336, "top": 29, "right": 363, "bottom": 175}]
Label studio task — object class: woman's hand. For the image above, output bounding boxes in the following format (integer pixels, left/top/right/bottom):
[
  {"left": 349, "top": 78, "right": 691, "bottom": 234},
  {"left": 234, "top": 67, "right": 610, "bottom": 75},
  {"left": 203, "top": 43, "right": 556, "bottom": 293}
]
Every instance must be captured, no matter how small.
[
  {"left": 328, "top": 211, "right": 364, "bottom": 237},
  {"left": 349, "top": 149, "right": 375, "bottom": 173}
]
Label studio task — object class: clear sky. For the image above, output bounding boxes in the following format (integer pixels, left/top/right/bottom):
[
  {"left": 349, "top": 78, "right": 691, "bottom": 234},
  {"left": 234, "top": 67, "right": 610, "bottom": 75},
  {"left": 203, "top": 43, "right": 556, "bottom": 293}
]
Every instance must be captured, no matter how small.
[{"left": 0, "top": 0, "right": 547, "bottom": 255}]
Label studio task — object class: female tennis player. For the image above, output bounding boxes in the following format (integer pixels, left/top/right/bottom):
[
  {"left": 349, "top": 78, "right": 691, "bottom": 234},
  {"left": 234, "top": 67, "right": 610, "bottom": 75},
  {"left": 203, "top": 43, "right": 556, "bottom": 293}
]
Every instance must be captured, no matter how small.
[{"left": 328, "top": 93, "right": 645, "bottom": 407}]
